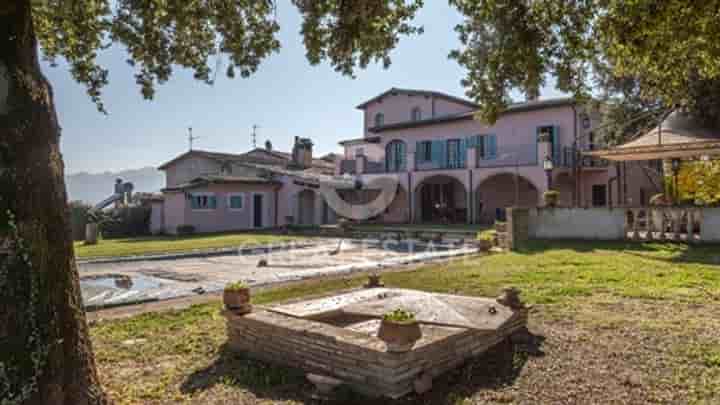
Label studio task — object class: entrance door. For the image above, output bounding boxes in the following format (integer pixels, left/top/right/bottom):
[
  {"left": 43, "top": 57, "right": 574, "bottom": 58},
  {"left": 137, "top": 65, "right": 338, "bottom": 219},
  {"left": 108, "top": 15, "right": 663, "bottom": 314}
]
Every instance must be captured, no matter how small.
[
  {"left": 253, "top": 194, "right": 263, "bottom": 228},
  {"left": 592, "top": 185, "right": 607, "bottom": 207}
]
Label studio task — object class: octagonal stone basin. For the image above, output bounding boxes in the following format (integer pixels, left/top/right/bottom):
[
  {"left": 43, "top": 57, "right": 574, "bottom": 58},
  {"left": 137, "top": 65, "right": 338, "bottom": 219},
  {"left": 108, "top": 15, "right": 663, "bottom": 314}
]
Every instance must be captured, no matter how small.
[{"left": 224, "top": 288, "right": 528, "bottom": 398}]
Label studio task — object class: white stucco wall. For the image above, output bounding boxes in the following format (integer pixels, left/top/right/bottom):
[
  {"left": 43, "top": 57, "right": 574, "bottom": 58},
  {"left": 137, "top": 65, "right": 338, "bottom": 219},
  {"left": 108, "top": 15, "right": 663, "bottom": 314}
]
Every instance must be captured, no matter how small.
[
  {"left": 529, "top": 207, "right": 626, "bottom": 240},
  {"left": 701, "top": 208, "right": 720, "bottom": 242}
]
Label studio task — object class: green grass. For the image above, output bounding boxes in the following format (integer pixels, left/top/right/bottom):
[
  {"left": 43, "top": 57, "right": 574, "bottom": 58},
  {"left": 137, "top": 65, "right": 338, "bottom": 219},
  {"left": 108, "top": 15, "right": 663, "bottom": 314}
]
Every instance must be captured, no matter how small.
[
  {"left": 74, "top": 232, "right": 304, "bottom": 259},
  {"left": 91, "top": 240, "right": 720, "bottom": 404}
]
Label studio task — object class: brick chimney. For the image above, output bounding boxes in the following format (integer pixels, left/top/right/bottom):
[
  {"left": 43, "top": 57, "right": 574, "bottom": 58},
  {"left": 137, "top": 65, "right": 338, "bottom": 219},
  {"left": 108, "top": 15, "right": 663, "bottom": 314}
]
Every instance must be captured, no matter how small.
[{"left": 292, "top": 136, "right": 314, "bottom": 169}]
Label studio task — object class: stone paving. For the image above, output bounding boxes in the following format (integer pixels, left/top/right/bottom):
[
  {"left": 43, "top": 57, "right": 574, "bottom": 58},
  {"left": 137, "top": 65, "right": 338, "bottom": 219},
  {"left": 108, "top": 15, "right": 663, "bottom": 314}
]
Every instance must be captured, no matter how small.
[{"left": 79, "top": 239, "right": 477, "bottom": 308}]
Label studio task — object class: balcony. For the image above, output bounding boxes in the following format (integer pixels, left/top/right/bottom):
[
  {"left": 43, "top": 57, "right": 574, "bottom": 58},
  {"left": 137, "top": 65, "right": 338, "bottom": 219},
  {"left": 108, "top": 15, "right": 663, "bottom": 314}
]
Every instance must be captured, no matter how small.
[
  {"left": 561, "top": 146, "right": 610, "bottom": 169},
  {"left": 477, "top": 144, "right": 537, "bottom": 168}
]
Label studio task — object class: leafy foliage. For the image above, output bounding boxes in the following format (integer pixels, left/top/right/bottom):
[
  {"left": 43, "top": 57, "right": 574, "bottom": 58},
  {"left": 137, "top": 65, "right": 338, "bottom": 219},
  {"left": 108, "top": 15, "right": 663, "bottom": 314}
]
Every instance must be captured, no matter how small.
[
  {"left": 449, "top": 0, "right": 720, "bottom": 125},
  {"left": 31, "top": 0, "right": 424, "bottom": 111},
  {"left": 224, "top": 281, "right": 249, "bottom": 291},
  {"left": 382, "top": 308, "right": 416, "bottom": 324},
  {"left": 673, "top": 160, "right": 720, "bottom": 206}
]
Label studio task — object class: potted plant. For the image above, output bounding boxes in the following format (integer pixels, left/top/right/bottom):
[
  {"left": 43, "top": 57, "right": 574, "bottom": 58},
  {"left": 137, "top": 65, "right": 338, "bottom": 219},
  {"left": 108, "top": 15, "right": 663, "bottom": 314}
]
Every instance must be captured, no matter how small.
[
  {"left": 543, "top": 190, "right": 560, "bottom": 207},
  {"left": 224, "top": 281, "right": 252, "bottom": 314},
  {"left": 476, "top": 230, "right": 496, "bottom": 252},
  {"left": 378, "top": 309, "right": 422, "bottom": 352}
]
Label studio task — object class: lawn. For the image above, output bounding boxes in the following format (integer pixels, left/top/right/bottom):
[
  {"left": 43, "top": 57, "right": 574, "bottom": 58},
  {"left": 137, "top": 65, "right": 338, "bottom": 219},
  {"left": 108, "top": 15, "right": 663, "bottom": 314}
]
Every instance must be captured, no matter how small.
[
  {"left": 91, "top": 241, "right": 720, "bottom": 404},
  {"left": 74, "top": 232, "right": 304, "bottom": 259}
]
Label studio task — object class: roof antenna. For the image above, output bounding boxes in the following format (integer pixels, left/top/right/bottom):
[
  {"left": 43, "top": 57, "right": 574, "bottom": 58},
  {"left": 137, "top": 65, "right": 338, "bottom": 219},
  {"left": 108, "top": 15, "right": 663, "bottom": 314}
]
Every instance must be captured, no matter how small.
[
  {"left": 251, "top": 124, "right": 260, "bottom": 149},
  {"left": 188, "top": 126, "right": 201, "bottom": 151}
]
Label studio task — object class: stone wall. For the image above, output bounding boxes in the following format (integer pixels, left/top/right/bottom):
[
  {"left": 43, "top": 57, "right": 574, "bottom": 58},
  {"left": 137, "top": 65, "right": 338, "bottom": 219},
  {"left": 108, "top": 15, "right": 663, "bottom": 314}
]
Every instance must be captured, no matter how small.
[
  {"left": 225, "top": 309, "right": 527, "bottom": 399},
  {"left": 504, "top": 206, "right": 720, "bottom": 244}
]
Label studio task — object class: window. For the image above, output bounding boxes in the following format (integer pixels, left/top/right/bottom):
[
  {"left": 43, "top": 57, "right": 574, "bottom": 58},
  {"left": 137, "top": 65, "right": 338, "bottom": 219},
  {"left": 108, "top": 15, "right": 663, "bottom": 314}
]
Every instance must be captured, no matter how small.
[
  {"left": 190, "top": 193, "right": 217, "bottom": 210},
  {"left": 385, "top": 140, "right": 406, "bottom": 172},
  {"left": 592, "top": 185, "right": 607, "bottom": 207},
  {"left": 411, "top": 107, "right": 422, "bottom": 121},
  {"left": 227, "top": 193, "right": 244, "bottom": 210},
  {"left": 418, "top": 141, "right": 432, "bottom": 162},
  {"left": 447, "top": 139, "right": 461, "bottom": 168},
  {"left": 477, "top": 136, "right": 486, "bottom": 159},
  {"left": 374, "top": 113, "right": 384, "bottom": 127},
  {"left": 588, "top": 131, "right": 595, "bottom": 151}
]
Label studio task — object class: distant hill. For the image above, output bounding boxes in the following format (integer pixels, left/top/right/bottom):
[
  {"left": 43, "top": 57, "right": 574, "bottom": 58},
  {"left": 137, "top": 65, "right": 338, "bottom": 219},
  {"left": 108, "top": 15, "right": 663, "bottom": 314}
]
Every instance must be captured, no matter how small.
[{"left": 65, "top": 167, "right": 164, "bottom": 205}]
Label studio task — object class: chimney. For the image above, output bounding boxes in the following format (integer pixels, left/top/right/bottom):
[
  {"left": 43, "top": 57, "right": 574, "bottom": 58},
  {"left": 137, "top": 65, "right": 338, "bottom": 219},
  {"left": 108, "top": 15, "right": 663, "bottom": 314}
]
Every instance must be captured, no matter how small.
[
  {"left": 265, "top": 140, "right": 273, "bottom": 151},
  {"left": 292, "top": 136, "right": 314, "bottom": 169}
]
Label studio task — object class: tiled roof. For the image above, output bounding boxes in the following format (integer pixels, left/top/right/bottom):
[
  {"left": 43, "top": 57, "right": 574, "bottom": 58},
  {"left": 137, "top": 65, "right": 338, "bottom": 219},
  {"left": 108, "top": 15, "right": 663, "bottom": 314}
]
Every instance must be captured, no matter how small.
[
  {"left": 366, "top": 97, "right": 577, "bottom": 133},
  {"left": 157, "top": 147, "right": 334, "bottom": 171},
  {"left": 162, "top": 174, "right": 280, "bottom": 191},
  {"left": 356, "top": 87, "right": 479, "bottom": 110}
]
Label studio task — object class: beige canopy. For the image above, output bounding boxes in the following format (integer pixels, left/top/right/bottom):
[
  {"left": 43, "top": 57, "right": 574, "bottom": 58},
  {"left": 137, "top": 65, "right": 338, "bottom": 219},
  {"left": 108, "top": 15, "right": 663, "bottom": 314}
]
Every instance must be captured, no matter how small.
[{"left": 586, "top": 111, "right": 720, "bottom": 161}]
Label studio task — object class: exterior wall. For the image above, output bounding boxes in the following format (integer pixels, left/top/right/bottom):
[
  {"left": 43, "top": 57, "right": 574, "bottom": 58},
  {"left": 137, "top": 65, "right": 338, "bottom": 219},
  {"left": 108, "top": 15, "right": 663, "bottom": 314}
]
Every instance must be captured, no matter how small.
[
  {"left": 362, "top": 93, "right": 475, "bottom": 134},
  {"left": 163, "top": 183, "right": 279, "bottom": 234},
  {"left": 701, "top": 208, "right": 720, "bottom": 242},
  {"left": 528, "top": 207, "right": 627, "bottom": 240},
  {"left": 149, "top": 201, "right": 164, "bottom": 234},
  {"left": 165, "top": 156, "right": 221, "bottom": 187}
]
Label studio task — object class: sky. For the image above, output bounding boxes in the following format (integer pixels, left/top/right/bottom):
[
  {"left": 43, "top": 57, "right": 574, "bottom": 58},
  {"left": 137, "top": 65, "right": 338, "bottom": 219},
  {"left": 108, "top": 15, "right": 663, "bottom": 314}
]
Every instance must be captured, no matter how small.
[{"left": 47, "top": 1, "right": 563, "bottom": 175}]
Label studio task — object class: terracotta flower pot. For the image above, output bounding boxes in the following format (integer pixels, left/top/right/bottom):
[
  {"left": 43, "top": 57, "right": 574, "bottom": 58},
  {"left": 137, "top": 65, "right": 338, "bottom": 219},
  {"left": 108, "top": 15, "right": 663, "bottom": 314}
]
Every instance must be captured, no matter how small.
[
  {"left": 223, "top": 288, "right": 252, "bottom": 314},
  {"left": 477, "top": 239, "right": 493, "bottom": 252},
  {"left": 378, "top": 319, "right": 422, "bottom": 353}
]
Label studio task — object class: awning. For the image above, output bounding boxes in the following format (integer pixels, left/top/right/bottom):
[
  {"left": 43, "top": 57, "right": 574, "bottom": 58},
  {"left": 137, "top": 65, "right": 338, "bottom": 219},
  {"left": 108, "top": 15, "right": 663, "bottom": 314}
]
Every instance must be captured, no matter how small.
[{"left": 586, "top": 111, "right": 720, "bottom": 161}]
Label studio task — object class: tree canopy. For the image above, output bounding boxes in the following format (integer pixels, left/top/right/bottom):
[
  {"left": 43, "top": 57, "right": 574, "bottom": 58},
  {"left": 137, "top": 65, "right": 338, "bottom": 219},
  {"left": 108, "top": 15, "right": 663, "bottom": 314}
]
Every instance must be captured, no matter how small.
[{"left": 30, "top": 0, "right": 720, "bottom": 127}]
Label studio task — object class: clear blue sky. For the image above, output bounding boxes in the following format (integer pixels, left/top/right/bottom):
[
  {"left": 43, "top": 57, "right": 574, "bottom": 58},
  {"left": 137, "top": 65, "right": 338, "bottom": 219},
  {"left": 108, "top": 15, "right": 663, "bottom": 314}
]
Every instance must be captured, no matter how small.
[{"left": 47, "top": 2, "right": 562, "bottom": 175}]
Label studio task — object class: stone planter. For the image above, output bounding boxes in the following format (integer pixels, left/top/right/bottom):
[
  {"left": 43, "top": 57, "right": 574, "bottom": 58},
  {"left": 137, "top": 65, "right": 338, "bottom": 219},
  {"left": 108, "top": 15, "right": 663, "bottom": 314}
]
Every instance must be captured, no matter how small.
[
  {"left": 378, "top": 319, "right": 422, "bottom": 352},
  {"left": 223, "top": 288, "right": 252, "bottom": 314},
  {"left": 85, "top": 223, "right": 99, "bottom": 245}
]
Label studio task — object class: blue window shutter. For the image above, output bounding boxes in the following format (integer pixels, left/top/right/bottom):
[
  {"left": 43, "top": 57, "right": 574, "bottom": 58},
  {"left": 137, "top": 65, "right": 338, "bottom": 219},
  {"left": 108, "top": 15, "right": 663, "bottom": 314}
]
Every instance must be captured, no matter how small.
[
  {"left": 552, "top": 126, "right": 561, "bottom": 164},
  {"left": 431, "top": 140, "right": 441, "bottom": 166},
  {"left": 458, "top": 138, "right": 467, "bottom": 168},
  {"left": 399, "top": 142, "right": 406, "bottom": 170},
  {"left": 488, "top": 135, "right": 498, "bottom": 160},
  {"left": 209, "top": 196, "right": 217, "bottom": 209},
  {"left": 439, "top": 140, "right": 448, "bottom": 168},
  {"left": 190, "top": 195, "right": 198, "bottom": 209}
]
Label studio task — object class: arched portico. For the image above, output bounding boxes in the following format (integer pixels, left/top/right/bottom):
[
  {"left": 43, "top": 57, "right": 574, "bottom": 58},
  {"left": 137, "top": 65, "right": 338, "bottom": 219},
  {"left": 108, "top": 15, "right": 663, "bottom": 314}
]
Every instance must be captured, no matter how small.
[
  {"left": 413, "top": 174, "right": 469, "bottom": 224},
  {"left": 474, "top": 172, "right": 540, "bottom": 224}
]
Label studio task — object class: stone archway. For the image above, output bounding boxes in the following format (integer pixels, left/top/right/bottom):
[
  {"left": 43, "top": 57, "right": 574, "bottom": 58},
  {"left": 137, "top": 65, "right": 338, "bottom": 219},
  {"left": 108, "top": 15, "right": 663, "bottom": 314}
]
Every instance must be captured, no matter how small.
[
  {"left": 297, "top": 189, "right": 316, "bottom": 225},
  {"left": 414, "top": 175, "right": 468, "bottom": 224},
  {"left": 475, "top": 173, "right": 539, "bottom": 224}
]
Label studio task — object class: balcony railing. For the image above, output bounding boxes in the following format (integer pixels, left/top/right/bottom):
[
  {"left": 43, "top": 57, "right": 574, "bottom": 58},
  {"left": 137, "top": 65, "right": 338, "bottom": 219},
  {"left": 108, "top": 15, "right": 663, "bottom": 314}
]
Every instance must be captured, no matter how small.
[{"left": 477, "top": 144, "right": 537, "bottom": 168}]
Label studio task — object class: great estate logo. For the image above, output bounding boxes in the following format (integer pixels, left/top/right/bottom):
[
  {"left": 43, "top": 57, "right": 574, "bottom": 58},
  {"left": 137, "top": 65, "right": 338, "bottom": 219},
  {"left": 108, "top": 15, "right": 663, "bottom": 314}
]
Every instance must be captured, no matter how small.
[{"left": 319, "top": 174, "right": 399, "bottom": 221}]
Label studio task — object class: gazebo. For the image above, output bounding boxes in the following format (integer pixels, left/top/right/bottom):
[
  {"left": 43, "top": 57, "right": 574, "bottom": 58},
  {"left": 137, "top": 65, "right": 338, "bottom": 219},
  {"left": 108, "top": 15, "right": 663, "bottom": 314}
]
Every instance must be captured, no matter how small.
[
  {"left": 585, "top": 110, "right": 720, "bottom": 242},
  {"left": 586, "top": 110, "right": 720, "bottom": 162}
]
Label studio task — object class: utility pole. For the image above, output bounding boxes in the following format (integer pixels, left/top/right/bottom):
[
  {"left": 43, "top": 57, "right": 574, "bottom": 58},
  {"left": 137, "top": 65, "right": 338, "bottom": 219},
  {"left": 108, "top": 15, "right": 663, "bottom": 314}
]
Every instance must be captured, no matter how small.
[
  {"left": 251, "top": 124, "right": 259, "bottom": 149},
  {"left": 188, "top": 126, "right": 200, "bottom": 151}
]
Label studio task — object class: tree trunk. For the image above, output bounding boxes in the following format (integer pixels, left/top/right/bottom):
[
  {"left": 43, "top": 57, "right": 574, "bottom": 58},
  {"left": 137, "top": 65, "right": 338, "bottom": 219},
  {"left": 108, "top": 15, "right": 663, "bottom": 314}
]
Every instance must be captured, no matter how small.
[{"left": 0, "top": 1, "right": 107, "bottom": 404}]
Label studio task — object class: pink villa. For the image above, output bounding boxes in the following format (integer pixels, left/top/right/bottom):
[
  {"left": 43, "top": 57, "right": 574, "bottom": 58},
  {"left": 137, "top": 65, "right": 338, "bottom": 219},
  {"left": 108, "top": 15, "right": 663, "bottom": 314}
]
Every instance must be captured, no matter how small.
[{"left": 151, "top": 87, "right": 660, "bottom": 234}]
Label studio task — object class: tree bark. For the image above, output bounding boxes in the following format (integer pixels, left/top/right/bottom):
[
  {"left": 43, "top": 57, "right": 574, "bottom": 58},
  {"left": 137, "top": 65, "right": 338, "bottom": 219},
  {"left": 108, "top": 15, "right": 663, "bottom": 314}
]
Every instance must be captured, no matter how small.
[{"left": 0, "top": 1, "right": 107, "bottom": 404}]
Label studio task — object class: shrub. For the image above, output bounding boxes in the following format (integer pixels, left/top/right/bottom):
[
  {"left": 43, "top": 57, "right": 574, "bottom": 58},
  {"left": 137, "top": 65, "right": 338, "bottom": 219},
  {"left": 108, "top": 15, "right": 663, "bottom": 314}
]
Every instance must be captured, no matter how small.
[
  {"left": 97, "top": 206, "right": 152, "bottom": 239},
  {"left": 477, "top": 229, "right": 497, "bottom": 242},
  {"left": 224, "top": 281, "right": 249, "bottom": 291},
  {"left": 382, "top": 309, "right": 416, "bottom": 324},
  {"left": 176, "top": 224, "right": 196, "bottom": 235},
  {"left": 543, "top": 190, "right": 560, "bottom": 207}
]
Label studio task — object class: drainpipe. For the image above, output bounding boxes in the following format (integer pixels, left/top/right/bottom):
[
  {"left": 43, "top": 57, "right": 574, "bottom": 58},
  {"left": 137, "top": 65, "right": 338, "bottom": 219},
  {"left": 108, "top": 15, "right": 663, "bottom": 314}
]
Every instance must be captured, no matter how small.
[
  {"left": 571, "top": 104, "right": 580, "bottom": 207},
  {"left": 608, "top": 175, "right": 618, "bottom": 208}
]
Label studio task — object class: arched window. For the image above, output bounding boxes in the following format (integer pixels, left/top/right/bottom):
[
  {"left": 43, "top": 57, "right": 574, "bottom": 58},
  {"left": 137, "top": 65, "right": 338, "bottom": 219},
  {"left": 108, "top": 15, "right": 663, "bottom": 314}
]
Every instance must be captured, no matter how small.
[
  {"left": 385, "top": 140, "right": 406, "bottom": 172},
  {"left": 374, "top": 113, "right": 384, "bottom": 127},
  {"left": 411, "top": 107, "right": 422, "bottom": 121}
]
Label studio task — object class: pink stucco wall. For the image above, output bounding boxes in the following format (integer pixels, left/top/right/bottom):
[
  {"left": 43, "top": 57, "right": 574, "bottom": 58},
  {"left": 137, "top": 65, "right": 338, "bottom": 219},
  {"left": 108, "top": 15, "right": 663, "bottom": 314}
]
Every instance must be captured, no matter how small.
[
  {"left": 362, "top": 92, "right": 475, "bottom": 133},
  {"left": 163, "top": 183, "right": 279, "bottom": 234}
]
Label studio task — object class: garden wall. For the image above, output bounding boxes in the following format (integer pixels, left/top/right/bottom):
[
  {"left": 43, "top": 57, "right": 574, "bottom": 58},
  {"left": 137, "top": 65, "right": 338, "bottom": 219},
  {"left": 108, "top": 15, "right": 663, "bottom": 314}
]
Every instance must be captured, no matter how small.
[
  {"left": 701, "top": 208, "right": 720, "bottom": 241},
  {"left": 529, "top": 207, "right": 626, "bottom": 240}
]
